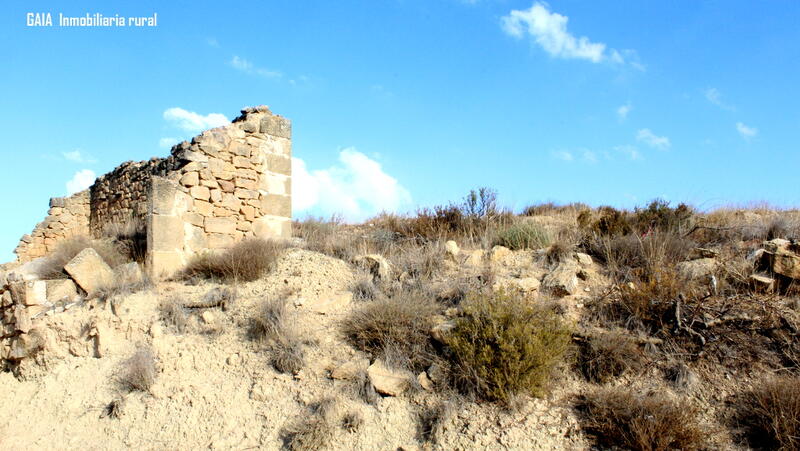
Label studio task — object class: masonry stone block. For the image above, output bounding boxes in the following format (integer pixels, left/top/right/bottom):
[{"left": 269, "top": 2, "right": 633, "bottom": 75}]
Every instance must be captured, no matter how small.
[
  {"left": 149, "top": 215, "right": 185, "bottom": 252},
  {"left": 45, "top": 279, "right": 77, "bottom": 303},
  {"left": 64, "top": 248, "right": 115, "bottom": 294},
  {"left": 265, "top": 154, "right": 292, "bottom": 175},
  {"left": 150, "top": 177, "right": 180, "bottom": 216},
  {"left": 204, "top": 217, "right": 237, "bottom": 234},
  {"left": 259, "top": 115, "right": 291, "bottom": 138},
  {"left": 260, "top": 194, "right": 292, "bottom": 218},
  {"left": 253, "top": 215, "right": 292, "bottom": 239}
]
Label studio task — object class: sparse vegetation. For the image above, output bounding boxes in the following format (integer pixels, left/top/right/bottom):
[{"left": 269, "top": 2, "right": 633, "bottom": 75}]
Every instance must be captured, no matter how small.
[
  {"left": 100, "top": 398, "right": 124, "bottom": 419},
  {"left": 493, "top": 222, "right": 552, "bottom": 251},
  {"left": 575, "top": 330, "right": 645, "bottom": 383},
  {"left": 418, "top": 398, "right": 459, "bottom": 444},
  {"left": 159, "top": 297, "right": 189, "bottom": 333},
  {"left": 351, "top": 276, "right": 379, "bottom": 302},
  {"left": 251, "top": 297, "right": 306, "bottom": 374},
  {"left": 342, "top": 291, "right": 441, "bottom": 372},
  {"left": 341, "top": 410, "right": 364, "bottom": 433},
  {"left": 575, "top": 387, "right": 708, "bottom": 451},
  {"left": 445, "top": 290, "right": 571, "bottom": 402},
  {"left": 183, "top": 238, "right": 283, "bottom": 282},
  {"left": 120, "top": 346, "right": 157, "bottom": 393},
  {"left": 101, "top": 217, "right": 147, "bottom": 263},
  {"left": 735, "top": 376, "right": 800, "bottom": 450},
  {"left": 282, "top": 398, "right": 337, "bottom": 451}
]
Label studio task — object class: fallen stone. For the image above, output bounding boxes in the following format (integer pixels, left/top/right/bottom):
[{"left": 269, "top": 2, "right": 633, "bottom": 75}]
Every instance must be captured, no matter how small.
[
  {"left": 367, "top": 360, "right": 408, "bottom": 396},
  {"left": 417, "top": 372, "right": 434, "bottom": 391},
  {"left": 63, "top": 248, "right": 114, "bottom": 294},
  {"left": 13, "top": 305, "right": 32, "bottom": 333},
  {"left": 764, "top": 238, "right": 791, "bottom": 253},
  {"left": 575, "top": 252, "right": 593, "bottom": 266},
  {"left": 771, "top": 250, "right": 800, "bottom": 280},
  {"left": 45, "top": 279, "right": 77, "bottom": 303},
  {"left": 676, "top": 258, "right": 717, "bottom": 281},
  {"left": 688, "top": 247, "right": 719, "bottom": 260},
  {"left": 330, "top": 358, "right": 369, "bottom": 380},
  {"left": 354, "top": 254, "right": 392, "bottom": 281},
  {"left": 542, "top": 261, "right": 580, "bottom": 297},
  {"left": 490, "top": 245, "right": 512, "bottom": 264},
  {"left": 10, "top": 280, "right": 47, "bottom": 306},
  {"left": 750, "top": 273, "right": 776, "bottom": 292},
  {"left": 444, "top": 240, "right": 460, "bottom": 261}
]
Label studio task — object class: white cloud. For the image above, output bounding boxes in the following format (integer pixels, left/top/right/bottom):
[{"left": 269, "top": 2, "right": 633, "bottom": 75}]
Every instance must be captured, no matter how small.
[
  {"left": 636, "top": 128, "right": 670, "bottom": 150},
  {"left": 552, "top": 150, "right": 574, "bottom": 161},
  {"left": 206, "top": 37, "right": 219, "bottom": 48},
  {"left": 230, "top": 55, "right": 282, "bottom": 79},
  {"left": 501, "top": 2, "right": 629, "bottom": 65},
  {"left": 614, "top": 145, "right": 642, "bottom": 160},
  {"left": 163, "top": 107, "right": 230, "bottom": 133},
  {"left": 62, "top": 149, "right": 96, "bottom": 163},
  {"left": 736, "top": 122, "right": 758, "bottom": 139},
  {"left": 705, "top": 88, "right": 735, "bottom": 111},
  {"left": 582, "top": 150, "right": 598, "bottom": 163},
  {"left": 616, "top": 103, "right": 632, "bottom": 120},
  {"left": 292, "top": 148, "right": 412, "bottom": 221},
  {"left": 159, "top": 137, "right": 180, "bottom": 149},
  {"left": 66, "top": 169, "right": 96, "bottom": 194}
]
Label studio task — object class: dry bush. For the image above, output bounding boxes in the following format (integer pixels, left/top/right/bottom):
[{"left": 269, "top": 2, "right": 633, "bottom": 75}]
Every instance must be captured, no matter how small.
[
  {"left": 735, "top": 375, "right": 800, "bottom": 450},
  {"left": 584, "top": 231, "right": 694, "bottom": 280},
  {"left": 523, "top": 202, "right": 589, "bottom": 216},
  {"left": 418, "top": 398, "right": 460, "bottom": 444},
  {"left": 183, "top": 238, "right": 283, "bottom": 283},
  {"left": 101, "top": 398, "right": 124, "bottom": 419},
  {"left": 341, "top": 410, "right": 364, "bottom": 433},
  {"left": 282, "top": 398, "right": 338, "bottom": 451},
  {"left": 251, "top": 297, "right": 306, "bottom": 374},
  {"left": 632, "top": 199, "right": 694, "bottom": 234},
  {"left": 294, "top": 216, "right": 361, "bottom": 261},
  {"left": 95, "top": 271, "right": 152, "bottom": 302},
  {"left": 120, "top": 346, "right": 157, "bottom": 393},
  {"left": 349, "top": 369, "right": 379, "bottom": 406},
  {"left": 351, "top": 276, "right": 379, "bottom": 302},
  {"left": 445, "top": 290, "right": 572, "bottom": 403},
  {"left": 37, "top": 235, "right": 129, "bottom": 279},
  {"left": 101, "top": 217, "right": 147, "bottom": 263},
  {"left": 575, "top": 387, "right": 707, "bottom": 451},
  {"left": 159, "top": 297, "right": 188, "bottom": 333},
  {"left": 390, "top": 241, "right": 444, "bottom": 281},
  {"left": 545, "top": 241, "right": 573, "bottom": 267},
  {"left": 575, "top": 330, "right": 645, "bottom": 383},
  {"left": 493, "top": 222, "right": 552, "bottom": 251},
  {"left": 342, "top": 291, "right": 441, "bottom": 373}
]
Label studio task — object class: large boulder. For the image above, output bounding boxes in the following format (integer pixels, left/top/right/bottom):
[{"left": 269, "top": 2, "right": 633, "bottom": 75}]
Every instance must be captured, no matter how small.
[{"left": 63, "top": 248, "right": 114, "bottom": 294}]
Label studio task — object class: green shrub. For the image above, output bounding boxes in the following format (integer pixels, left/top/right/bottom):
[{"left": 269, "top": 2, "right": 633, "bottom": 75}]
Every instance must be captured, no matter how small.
[
  {"left": 445, "top": 290, "right": 571, "bottom": 402},
  {"left": 575, "top": 386, "right": 707, "bottom": 451},
  {"left": 493, "top": 223, "right": 552, "bottom": 250},
  {"left": 633, "top": 199, "right": 694, "bottom": 234},
  {"left": 183, "top": 238, "right": 283, "bottom": 282}
]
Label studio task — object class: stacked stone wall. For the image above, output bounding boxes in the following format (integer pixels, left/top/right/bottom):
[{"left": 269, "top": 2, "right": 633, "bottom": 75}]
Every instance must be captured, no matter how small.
[{"left": 14, "top": 192, "right": 90, "bottom": 262}]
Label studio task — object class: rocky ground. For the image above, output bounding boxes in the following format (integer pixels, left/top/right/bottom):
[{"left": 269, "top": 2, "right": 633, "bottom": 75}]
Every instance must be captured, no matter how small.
[{"left": 1, "top": 205, "right": 799, "bottom": 450}]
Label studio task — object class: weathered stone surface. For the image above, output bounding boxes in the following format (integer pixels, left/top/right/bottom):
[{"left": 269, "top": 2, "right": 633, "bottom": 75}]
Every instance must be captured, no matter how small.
[
  {"left": 494, "top": 276, "right": 540, "bottom": 294},
  {"left": 330, "top": 358, "right": 370, "bottom": 380},
  {"left": 149, "top": 215, "right": 184, "bottom": 252},
  {"left": 189, "top": 186, "right": 211, "bottom": 201},
  {"left": 676, "top": 258, "right": 717, "bottom": 281},
  {"left": 575, "top": 252, "right": 593, "bottom": 266},
  {"left": 354, "top": 254, "right": 392, "bottom": 281},
  {"left": 115, "top": 262, "right": 144, "bottom": 286},
  {"left": 259, "top": 194, "right": 291, "bottom": 217},
  {"left": 204, "top": 217, "right": 236, "bottom": 234},
  {"left": 265, "top": 154, "right": 291, "bottom": 175},
  {"left": 253, "top": 216, "right": 291, "bottom": 239},
  {"left": 63, "top": 248, "right": 114, "bottom": 294},
  {"left": 750, "top": 273, "right": 776, "bottom": 292},
  {"left": 180, "top": 171, "right": 199, "bottom": 187},
  {"left": 771, "top": 250, "right": 800, "bottom": 280},
  {"left": 417, "top": 372, "right": 434, "bottom": 391},
  {"left": 306, "top": 291, "right": 352, "bottom": 314},
  {"left": 10, "top": 280, "right": 47, "bottom": 306},
  {"left": 259, "top": 115, "right": 291, "bottom": 139},
  {"left": 542, "top": 261, "right": 580, "bottom": 296},
  {"left": 463, "top": 249, "right": 485, "bottom": 266},
  {"left": 367, "top": 360, "right": 408, "bottom": 396},
  {"left": 444, "top": 240, "right": 460, "bottom": 261},
  {"left": 45, "top": 279, "right": 77, "bottom": 303},
  {"left": 490, "top": 245, "right": 511, "bottom": 263}
]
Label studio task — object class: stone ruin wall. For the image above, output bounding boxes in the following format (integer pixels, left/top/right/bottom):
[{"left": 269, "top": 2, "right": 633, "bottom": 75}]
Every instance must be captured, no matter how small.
[
  {"left": 13, "top": 105, "right": 293, "bottom": 276},
  {"left": 14, "top": 192, "right": 90, "bottom": 262}
]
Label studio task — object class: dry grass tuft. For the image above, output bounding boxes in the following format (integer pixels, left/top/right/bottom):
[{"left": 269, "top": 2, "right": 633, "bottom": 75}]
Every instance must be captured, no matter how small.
[
  {"left": 294, "top": 216, "right": 361, "bottom": 261},
  {"left": 493, "top": 222, "right": 552, "bottom": 251},
  {"left": 735, "top": 375, "right": 800, "bottom": 450},
  {"left": 445, "top": 290, "right": 571, "bottom": 403},
  {"left": 183, "top": 238, "right": 283, "bottom": 283},
  {"left": 575, "top": 330, "right": 645, "bottom": 383},
  {"left": 575, "top": 386, "right": 708, "bottom": 451},
  {"left": 251, "top": 298, "right": 306, "bottom": 374},
  {"left": 351, "top": 276, "right": 379, "bottom": 302},
  {"left": 159, "top": 297, "right": 189, "bottom": 333},
  {"left": 342, "top": 291, "right": 441, "bottom": 373},
  {"left": 341, "top": 410, "right": 364, "bottom": 433},
  {"left": 418, "top": 398, "right": 459, "bottom": 444},
  {"left": 120, "top": 346, "right": 157, "bottom": 393},
  {"left": 283, "top": 398, "right": 338, "bottom": 451},
  {"left": 101, "top": 398, "right": 124, "bottom": 419},
  {"left": 101, "top": 217, "right": 147, "bottom": 263}
]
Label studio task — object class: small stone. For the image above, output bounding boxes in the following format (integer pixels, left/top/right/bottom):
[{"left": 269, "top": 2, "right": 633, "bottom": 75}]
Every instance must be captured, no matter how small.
[
  {"left": 201, "top": 311, "right": 214, "bottom": 324},
  {"left": 330, "top": 358, "right": 369, "bottom": 380},
  {"left": 490, "top": 245, "right": 511, "bottom": 263},
  {"left": 417, "top": 372, "right": 434, "bottom": 391},
  {"left": 368, "top": 360, "right": 408, "bottom": 396},
  {"left": 180, "top": 171, "right": 200, "bottom": 187},
  {"left": 227, "top": 353, "right": 240, "bottom": 365},
  {"left": 445, "top": 240, "right": 460, "bottom": 261}
]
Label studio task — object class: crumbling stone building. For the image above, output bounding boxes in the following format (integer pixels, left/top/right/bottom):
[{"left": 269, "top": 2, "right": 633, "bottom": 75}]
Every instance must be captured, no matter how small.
[{"left": 13, "top": 106, "right": 292, "bottom": 276}]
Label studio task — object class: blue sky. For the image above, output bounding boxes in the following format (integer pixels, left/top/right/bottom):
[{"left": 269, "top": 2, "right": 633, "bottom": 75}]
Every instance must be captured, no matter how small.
[{"left": 1, "top": 0, "right": 799, "bottom": 261}]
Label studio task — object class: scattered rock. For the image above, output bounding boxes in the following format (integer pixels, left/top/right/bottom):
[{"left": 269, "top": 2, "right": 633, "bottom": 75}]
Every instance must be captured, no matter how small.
[
  {"left": 367, "top": 360, "right": 408, "bottom": 396},
  {"left": 354, "top": 254, "right": 392, "bottom": 281},
  {"left": 494, "top": 276, "right": 540, "bottom": 294},
  {"left": 688, "top": 247, "right": 719, "bottom": 260},
  {"left": 330, "top": 358, "right": 369, "bottom": 380},
  {"left": 114, "top": 262, "right": 144, "bottom": 286},
  {"left": 574, "top": 253, "right": 593, "bottom": 266},
  {"left": 542, "top": 262, "right": 580, "bottom": 296},
  {"left": 750, "top": 273, "right": 776, "bottom": 292},
  {"left": 417, "top": 372, "right": 434, "bottom": 391},
  {"left": 63, "top": 248, "right": 114, "bottom": 294},
  {"left": 445, "top": 240, "right": 460, "bottom": 261},
  {"left": 770, "top": 250, "right": 800, "bottom": 280},
  {"left": 10, "top": 280, "right": 47, "bottom": 306},
  {"left": 201, "top": 311, "right": 215, "bottom": 324},
  {"left": 490, "top": 246, "right": 512, "bottom": 264},
  {"left": 463, "top": 249, "right": 485, "bottom": 266}
]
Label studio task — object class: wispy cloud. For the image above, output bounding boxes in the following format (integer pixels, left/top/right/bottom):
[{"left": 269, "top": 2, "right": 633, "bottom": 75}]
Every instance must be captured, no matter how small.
[
  {"left": 163, "top": 107, "right": 230, "bottom": 133},
  {"left": 614, "top": 145, "right": 642, "bottom": 160},
  {"left": 206, "top": 37, "right": 219, "bottom": 48},
  {"left": 705, "top": 88, "right": 735, "bottom": 111},
  {"left": 501, "top": 2, "right": 641, "bottom": 69},
  {"left": 230, "top": 55, "right": 282, "bottom": 79},
  {"left": 159, "top": 137, "right": 180, "bottom": 149},
  {"left": 552, "top": 150, "right": 575, "bottom": 161},
  {"left": 292, "top": 148, "right": 412, "bottom": 221},
  {"left": 616, "top": 103, "right": 632, "bottom": 120},
  {"left": 66, "top": 169, "right": 96, "bottom": 194},
  {"left": 62, "top": 150, "right": 96, "bottom": 163},
  {"left": 736, "top": 122, "right": 758, "bottom": 139},
  {"left": 636, "top": 128, "right": 671, "bottom": 150}
]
